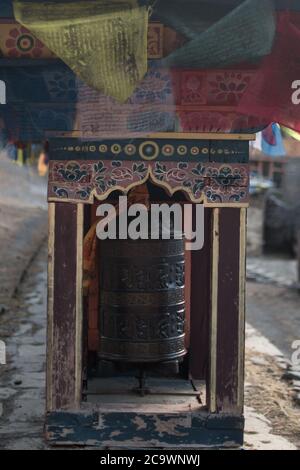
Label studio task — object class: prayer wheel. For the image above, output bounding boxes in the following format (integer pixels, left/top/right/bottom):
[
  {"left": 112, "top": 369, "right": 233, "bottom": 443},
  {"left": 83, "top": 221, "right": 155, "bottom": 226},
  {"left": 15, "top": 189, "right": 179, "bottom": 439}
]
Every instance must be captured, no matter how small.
[{"left": 99, "top": 225, "right": 186, "bottom": 363}]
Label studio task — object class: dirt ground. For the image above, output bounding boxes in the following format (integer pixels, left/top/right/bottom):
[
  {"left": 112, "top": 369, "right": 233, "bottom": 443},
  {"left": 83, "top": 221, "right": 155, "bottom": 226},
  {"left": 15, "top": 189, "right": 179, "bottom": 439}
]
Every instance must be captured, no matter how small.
[
  {"left": 245, "top": 327, "right": 300, "bottom": 449},
  {"left": 245, "top": 196, "right": 300, "bottom": 449}
]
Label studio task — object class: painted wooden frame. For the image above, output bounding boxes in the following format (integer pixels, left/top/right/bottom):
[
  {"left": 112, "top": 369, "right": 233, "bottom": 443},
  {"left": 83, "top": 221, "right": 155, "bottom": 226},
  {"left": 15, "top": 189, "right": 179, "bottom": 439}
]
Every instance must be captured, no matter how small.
[
  {"left": 45, "top": 133, "right": 249, "bottom": 447},
  {"left": 47, "top": 202, "right": 84, "bottom": 411},
  {"left": 47, "top": 133, "right": 253, "bottom": 207}
]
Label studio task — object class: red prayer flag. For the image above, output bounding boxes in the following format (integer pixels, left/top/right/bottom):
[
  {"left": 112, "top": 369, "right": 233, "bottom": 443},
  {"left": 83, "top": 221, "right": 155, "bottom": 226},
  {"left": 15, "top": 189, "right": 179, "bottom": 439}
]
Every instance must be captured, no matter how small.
[{"left": 238, "top": 13, "right": 300, "bottom": 132}]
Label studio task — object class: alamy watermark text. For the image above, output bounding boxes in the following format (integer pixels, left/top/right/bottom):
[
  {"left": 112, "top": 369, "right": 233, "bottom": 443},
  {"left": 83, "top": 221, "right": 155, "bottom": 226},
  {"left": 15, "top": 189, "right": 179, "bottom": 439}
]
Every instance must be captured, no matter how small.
[{"left": 96, "top": 197, "right": 204, "bottom": 251}]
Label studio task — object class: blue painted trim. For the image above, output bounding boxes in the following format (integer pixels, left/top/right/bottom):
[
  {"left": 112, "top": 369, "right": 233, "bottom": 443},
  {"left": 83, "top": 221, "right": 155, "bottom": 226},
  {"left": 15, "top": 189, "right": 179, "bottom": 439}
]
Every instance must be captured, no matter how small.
[{"left": 45, "top": 410, "right": 244, "bottom": 448}]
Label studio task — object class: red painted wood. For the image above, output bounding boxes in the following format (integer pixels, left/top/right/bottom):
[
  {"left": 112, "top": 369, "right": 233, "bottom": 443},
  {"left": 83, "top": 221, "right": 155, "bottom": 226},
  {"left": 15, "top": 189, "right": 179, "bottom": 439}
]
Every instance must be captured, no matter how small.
[
  {"left": 83, "top": 205, "right": 91, "bottom": 386},
  {"left": 189, "top": 207, "right": 212, "bottom": 380},
  {"left": 88, "top": 202, "right": 100, "bottom": 352},
  {"left": 52, "top": 202, "right": 78, "bottom": 409},
  {"left": 184, "top": 248, "right": 191, "bottom": 349},
  {"left": 216, "top": 208, "right": 241, "bottom": 413}
]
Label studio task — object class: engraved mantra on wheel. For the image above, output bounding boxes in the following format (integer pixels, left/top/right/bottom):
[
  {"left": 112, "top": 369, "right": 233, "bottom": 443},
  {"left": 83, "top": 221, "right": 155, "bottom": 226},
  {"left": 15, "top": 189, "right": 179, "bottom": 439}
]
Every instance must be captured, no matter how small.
[{"left": 99, "top": 228, "right": 186, "bottom": 363}]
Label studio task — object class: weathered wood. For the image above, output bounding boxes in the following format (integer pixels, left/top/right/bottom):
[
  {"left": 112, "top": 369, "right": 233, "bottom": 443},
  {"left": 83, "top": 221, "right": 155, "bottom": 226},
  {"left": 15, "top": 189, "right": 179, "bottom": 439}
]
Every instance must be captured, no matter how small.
[
  {"left": 207, "top": 208, "right": 219, "bottom": 413},
  {"left": 215, "top": 208, "right": 242, "bottom": 414},
  {"left": 189, "top": 207, "right": 212, "bottom": 380},
  {"left": 46, "top": 203, "right": 55, "bottom": 412},
  {"left": 88, "top": 203, "right": 100, "bottom": 352},
  {"left": 45, "top": 408, "right": 244, "bottom": 448},
  {"left": 206, "top": 208, "right": 246, "bottom": 415},
  {"left": 86, "top": 377, "right": 202, "bottom": 405},
  {"left": 184, "top": 248, "right": 191, "bottom": 350},
  {"left": 47, "top": 202, "right": 84, "bottom": 411},
  {"left": 46, "top": 162, "right": 247, "bottom": 446},
  {"left": 238, "top": 208, "right": 247, "bottom": 412},
  {"left": 83, "top": 205, "right": 91, "bottom": 389}
]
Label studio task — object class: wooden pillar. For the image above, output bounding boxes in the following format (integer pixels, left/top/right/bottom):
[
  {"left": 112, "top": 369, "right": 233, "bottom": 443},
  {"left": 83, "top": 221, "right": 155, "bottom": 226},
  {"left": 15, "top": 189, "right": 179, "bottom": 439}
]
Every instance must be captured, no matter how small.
[
  {"left": 207, "top": 207, "right": 246, "bottom": 415},
  {"left": 87, "top": 203, "right": 100, "bottom": 352},
  {"left": 46, "top": 202, "right": 84, "bottom": 411},
  {"left": 189, "top": 207, "right": 212, "bottom": 380}
]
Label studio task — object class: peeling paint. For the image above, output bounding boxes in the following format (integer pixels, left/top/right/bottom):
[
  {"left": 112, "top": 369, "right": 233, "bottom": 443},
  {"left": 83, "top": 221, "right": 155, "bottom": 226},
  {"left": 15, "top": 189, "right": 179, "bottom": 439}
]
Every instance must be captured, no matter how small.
[
  {"left": 132, "top": 416, "right": 147, "bottom": 431},
  {"left": 98, "top": 413, "right": 106, "bottom": 430},
  {"left": 85, "top": 439, "right": 101, "bottom": 446},
  {"left": 60, "top": 427, "right": 76, "bottom": 438},
  {"left": 110, "top": 430, "right": 122, "bottom": 438},
  {"left": 223, "top": 440, "right": 240, "bottom": 448},
  {"left": 46, "top": 410, "right": 244, "bottom": 448},
  {"left": 153, "top": 415, "right": 191, "bottom": 437}
]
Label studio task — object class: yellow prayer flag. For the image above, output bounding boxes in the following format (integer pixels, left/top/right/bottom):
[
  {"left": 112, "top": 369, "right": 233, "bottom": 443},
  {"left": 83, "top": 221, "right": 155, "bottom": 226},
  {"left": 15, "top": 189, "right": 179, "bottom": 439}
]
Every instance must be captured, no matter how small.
[{"left": 13, "top": 1, "right": 149, "bottom": 102}]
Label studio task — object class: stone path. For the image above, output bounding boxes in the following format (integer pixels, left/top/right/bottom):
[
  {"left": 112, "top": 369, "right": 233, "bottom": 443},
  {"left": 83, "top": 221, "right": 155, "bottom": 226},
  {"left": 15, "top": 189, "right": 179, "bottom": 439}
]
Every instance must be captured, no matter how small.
[
  {"left": 0, "top": 244, "right": 47, "bottom": 449},
  {"left": 247, "top": 256, "right": 298, "bottom": 288},
  {"left": 247, "top": 281, "right": 300, "bottom": 359},
  {"left": 0, "top": 153, "right": 47, "bottom": 308}
]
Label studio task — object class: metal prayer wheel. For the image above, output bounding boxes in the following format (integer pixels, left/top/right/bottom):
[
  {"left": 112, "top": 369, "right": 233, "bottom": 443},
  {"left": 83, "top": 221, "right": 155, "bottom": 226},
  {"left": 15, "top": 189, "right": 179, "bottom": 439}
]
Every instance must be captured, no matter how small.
[{"left": 99, "top": 225, "right": 186, "bottom": 363}]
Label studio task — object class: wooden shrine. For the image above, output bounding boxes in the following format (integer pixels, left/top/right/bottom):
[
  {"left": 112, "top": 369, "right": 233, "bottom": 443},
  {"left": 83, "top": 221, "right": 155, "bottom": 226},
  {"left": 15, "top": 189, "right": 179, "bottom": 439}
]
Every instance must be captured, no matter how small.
[{"left": 44, "top": 131, "right": 251, "bottom": 447}]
